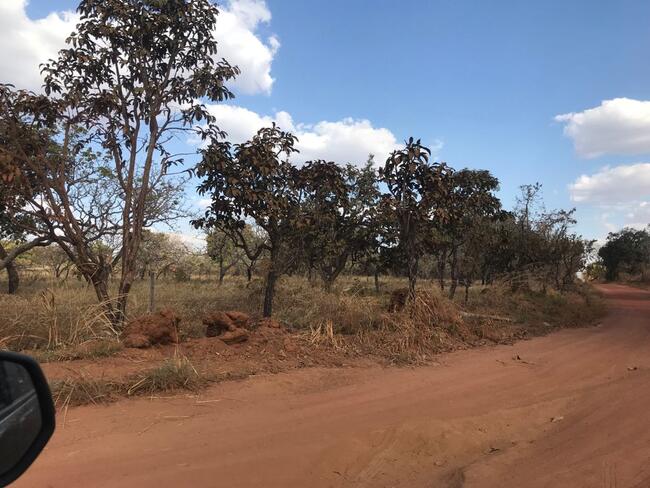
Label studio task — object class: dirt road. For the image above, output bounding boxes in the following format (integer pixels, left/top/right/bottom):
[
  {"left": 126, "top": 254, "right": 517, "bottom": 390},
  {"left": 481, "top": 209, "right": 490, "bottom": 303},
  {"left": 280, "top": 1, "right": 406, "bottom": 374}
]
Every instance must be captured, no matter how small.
[{"left": 17, "top": 284, "right": 650, "bottom": 487}]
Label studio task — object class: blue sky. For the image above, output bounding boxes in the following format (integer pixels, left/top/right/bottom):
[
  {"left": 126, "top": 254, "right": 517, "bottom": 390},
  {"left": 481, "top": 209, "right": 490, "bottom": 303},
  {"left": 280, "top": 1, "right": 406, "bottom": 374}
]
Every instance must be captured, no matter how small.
[{"left": 9, "top": 0, "right": 650, "bottom": 242}]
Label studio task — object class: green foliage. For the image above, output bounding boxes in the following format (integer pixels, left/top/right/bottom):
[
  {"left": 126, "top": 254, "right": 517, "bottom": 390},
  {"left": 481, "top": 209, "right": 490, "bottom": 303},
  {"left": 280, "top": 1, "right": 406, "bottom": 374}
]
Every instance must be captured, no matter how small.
[
  {"left": 598, "top": 227, "right": 650, "bottom": 281},
  {"left": 206, "top": 228, "right": 244, "bottom": 282},
  {"left": 435, "top": 168, "right": 502, "bottom": 298},
  {"left": 296, "top": 160, "right": 376, "bottom": 288},
  {"left": 379, "top": 137, "right": 452, "bottom": 298},
  {"left": 473, "top": 186, "right": 593, "bottom": 291},
  {"left": 194, "top": 124, "right": 301, "bottom": 316}
]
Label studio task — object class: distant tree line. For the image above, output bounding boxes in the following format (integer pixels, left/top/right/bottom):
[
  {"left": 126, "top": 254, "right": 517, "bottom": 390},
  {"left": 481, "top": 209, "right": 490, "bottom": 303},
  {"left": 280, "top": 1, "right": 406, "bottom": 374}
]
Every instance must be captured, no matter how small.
[{"left": 194, "top": 126, "right": 594, "bottom": 316}]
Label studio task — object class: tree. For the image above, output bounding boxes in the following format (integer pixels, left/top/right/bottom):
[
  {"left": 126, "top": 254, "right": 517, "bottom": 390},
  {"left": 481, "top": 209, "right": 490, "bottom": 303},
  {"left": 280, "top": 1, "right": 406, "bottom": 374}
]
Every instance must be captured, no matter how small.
[
  {"left": 535, "top": 209, "right": 591, "bottom": 291},
  {"left": 0, "top": 93, "right": 55, "bottom": 293},
  {"left": 237, "top": 224, "right": 268, "bottom": 282},
  {"left": 1, "top": 0, "right": 238, "bottom": 323},
  {"left": 599, "top": 227, "right": 650, "bottom": 281},
  {"left": 379, "top": 138, "right": 451, "bottom": 299},
  {"left": 30, "top": 244, "right": 75, "bottom": 280},
  {"left": 136, "top": 231, "right": 190, "bottom": 280},
  {"left": 469, "top": 185, "right": 593, "bottom": 293},
  {"left": 454, "top": 215, "right": 503, "bottom": 302},
  {"left": 346, "top": 157, "right": 386, "bottom": 292},
  {"left": 206, "top": 229, "right": 241, "bottom": 284},
  {"left": 297, "top": 160, "right": 375, "bottom": 290},
  {"left": 1, "top": 87, "right": 189, "bottom": 304},
  {"left": 194, "top": 125, "right": 302, "bottom": 317},
  {"left": 513, "top": 182, "right": 544, "bottom": 276},
  {"left": 437, "top": 169, "right": 501, "bottom": 299}
]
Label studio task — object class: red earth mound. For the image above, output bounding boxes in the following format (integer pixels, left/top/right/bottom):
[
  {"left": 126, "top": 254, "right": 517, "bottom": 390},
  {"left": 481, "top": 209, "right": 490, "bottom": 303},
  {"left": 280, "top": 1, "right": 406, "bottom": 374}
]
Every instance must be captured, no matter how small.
[
  {"left": 203, "top": 311, "right": 252, "bottom": 337},
  {"left": 203, "top": 310, "right": 253, "bottom": 344},
  {"left": 122, "top": 308, "right": 180, "bottom": 348},
  {"left": 257, "top": 317, "right": 283, "bottom": 329},
  {"left": 224, "top": 311, "right": 250, "bottom": 329}
]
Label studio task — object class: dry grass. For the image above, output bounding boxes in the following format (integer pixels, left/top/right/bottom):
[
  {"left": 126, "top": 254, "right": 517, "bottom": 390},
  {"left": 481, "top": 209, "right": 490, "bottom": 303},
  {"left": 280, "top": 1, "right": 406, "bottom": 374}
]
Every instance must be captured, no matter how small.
[
  {"left": 0, "top": 286, "right": 119, "bottom": 350},
  {"left": 50, "top": 376, "right": 124, "bottom": 410},
  {"left": 0, "top": 278, "right": 257, "bottom": 350},
  {"left": 127, "top": 354, "right": 206, "bottom": 395},
  {"left": 350, "top": 288, "right": 467, "bottom": 364},
  {"left": 49, "top": 353, "right": 235, "bottom": 409},
  {"left": 273, "top": 278, "right": 385, "bottom": 333},
  {"left": 20, "top": 274, "right": 606, "bottom": 408},
  {"left": 459, "top": 282, "right": 605, "bottom": 328},
  {"left": 1, "top": 274, "right": 605, "bottom": 367},
  {"left": 33, "top": 339, "right": 124, "bottom": 363}
]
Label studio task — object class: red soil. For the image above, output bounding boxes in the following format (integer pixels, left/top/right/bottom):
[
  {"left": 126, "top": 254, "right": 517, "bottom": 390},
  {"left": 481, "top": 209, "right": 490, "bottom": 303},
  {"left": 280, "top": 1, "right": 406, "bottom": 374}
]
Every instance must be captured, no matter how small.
[{"left": 122, "top": 308, "right": 180, "bottom": 348}]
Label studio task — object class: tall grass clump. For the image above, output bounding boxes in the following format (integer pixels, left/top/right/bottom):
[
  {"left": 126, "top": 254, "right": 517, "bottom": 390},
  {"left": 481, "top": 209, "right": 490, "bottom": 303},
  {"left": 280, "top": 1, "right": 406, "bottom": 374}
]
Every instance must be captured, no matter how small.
[
  {"left": 127, "top": 354, "right": 206, "bottom": 395},
  {"left": 353, "top": 288, "right": 467, "bottom": 363},
  {"left": 0, "top": 285, "right": 119, "bottom": 350}
]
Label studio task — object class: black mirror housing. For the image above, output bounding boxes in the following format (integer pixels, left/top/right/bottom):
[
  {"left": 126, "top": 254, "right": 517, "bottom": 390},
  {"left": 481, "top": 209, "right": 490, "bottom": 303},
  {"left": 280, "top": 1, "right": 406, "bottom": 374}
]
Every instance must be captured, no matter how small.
[{"left": 0, "top": 352, "right": 55, "bottom": 487}]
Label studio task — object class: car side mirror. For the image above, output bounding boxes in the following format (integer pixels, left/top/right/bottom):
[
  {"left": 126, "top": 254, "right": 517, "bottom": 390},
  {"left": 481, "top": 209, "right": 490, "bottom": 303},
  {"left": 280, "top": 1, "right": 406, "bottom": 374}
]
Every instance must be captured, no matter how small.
[{"left": 0, "top": 352, "right": 55, "bottom": 487}]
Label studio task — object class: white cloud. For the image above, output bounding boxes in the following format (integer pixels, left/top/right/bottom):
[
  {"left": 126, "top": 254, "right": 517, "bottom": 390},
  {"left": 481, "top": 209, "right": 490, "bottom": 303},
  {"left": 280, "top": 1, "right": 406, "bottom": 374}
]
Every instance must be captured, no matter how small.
[
  {"left": 624, "top": 202, "right": 650, "bottom": 230},
  {"left": 296, "top": 118, "right": 402, "bottom": 165},
  {"left": 0, "top": 0, "right": 78, "bottom": 91},
  {"left": 165, "top": 231, "right": 206, "bottom": 251},
  {"left": 203, "top": 104, "right": 416, "bottom": 165},
  {"left": 196, "top": 198, "right": 212, "bottom": 209},
  {"left": 570, "top": 163, "right": 650, "bottom": 235},
  {"left": 556, "top": 98, "right": 650, "bottom": 158},
  {"left": 215, "top": 0, "right": 279, "bottom": 95},
  {"left": 569, "top": 163, "right": 650, "bottom": 204},
  {"left": 203, "top": 104, "right": 280, "bottom": 143},
  {"left": 0, "top": 0, "right": 276, "bottom": 95}
]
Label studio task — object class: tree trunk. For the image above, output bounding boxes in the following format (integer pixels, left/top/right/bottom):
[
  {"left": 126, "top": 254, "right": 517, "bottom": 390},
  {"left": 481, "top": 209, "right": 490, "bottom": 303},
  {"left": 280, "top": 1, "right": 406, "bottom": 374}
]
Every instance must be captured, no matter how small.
[
  {"left": 374, "top": 268, "right": 380, "bottom": 293},
  {"left": 323, "top": 276, "right": 334, "bottom": 292},
  {"left": 116, "top": 281, "right": 131, "bottom": 326},
  {"left": 263, "top": 246, "right": 279, "bottom": 317},
  {"left": 84, "top": 268, "right": 118, "bottom": 324},
  {"left": 320, "top": 254, "right": 348, "bottom": 292},
  {"left": 464, "top": 283, "right": 470, "bottom": 304},
  {"left": 263, "top": 268, "right": 277, "bottom": 317},
  {"left": 219, "top": 257, "right": 226, "bottom": 285},
  {"left": 6, "top": 261, "right": 19, "bottom": 295},
  {"left": 149, "top": 271, "right": 155, "bottom": 313},
  {"left": 448, "top": 247, "right": 458, "bottom": 300},
  {"left": 0, "top": 242, "right": 19, "bottom": 295},
  {"left": 438, "top": 249, "right": 447, "bottom": 291},
  {"left": 407, "top": 255, "right": 419, "bottom": 301},
  {"left": 246, "top": 266, "right": 252, "bottom": 282}
]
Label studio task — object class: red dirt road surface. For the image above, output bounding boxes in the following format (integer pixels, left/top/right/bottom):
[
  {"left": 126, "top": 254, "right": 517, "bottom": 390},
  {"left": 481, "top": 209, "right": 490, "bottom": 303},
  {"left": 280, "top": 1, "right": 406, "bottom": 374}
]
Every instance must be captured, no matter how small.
[{"left": 17, "top": 284, "right": 650, "bottom": 487}]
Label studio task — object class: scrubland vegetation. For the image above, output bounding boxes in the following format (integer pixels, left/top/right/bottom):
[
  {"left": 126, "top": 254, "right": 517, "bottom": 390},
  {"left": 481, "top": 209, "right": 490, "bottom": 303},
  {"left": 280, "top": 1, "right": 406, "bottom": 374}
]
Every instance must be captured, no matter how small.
[
  {"left": 590, "top": 226, "right": 650, "bottom": 284},
  {"left": 0, "top": 269, "right": 604, "bottom": 409},
  {"left": 0, "top": 273, "right": 602, "bottom": 352},
  {"left": 0, "top": 0, "right": 605, "bottom": 403}
]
